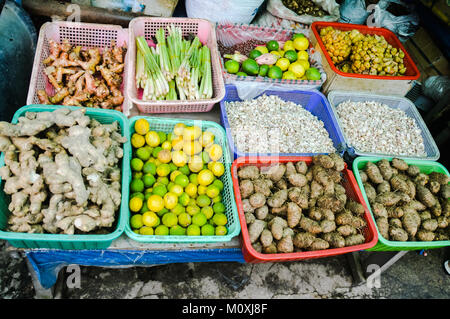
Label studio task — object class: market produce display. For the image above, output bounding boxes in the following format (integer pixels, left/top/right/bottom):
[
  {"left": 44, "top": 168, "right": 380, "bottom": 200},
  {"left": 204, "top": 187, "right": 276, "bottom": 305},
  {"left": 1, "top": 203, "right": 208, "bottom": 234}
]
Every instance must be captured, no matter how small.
[
  {"left": 0, "top": 108, "right": 126, "bottom": 234},
  {"left": 225, "top": 94, "right": 335, "bottom": 154},
  {"left": 335, "top": 100, "right": 426, "bottom": 157},
  {"left": 237, "top": 154, "right": 368, "bottom": 254},
  {"left": 135, "top": 25, "right": 213, "bottom": 101},
  {"left": 220, "top": 33, "right": 321, "bottom": 81},
  {"left": 319, "top": 26, "right": 407, "bottom": 76},
  {"left": 128, "top": 119, "right": 228, "bottom": 236},
  {"left": 37, "top": 39, "right": 127, "bottom": 110},
  {"left": 281, "top": 0, "right": 328, "bottom": 17},
  {"left": 359, "top": 158, "right": 450, "bottom": 242}
]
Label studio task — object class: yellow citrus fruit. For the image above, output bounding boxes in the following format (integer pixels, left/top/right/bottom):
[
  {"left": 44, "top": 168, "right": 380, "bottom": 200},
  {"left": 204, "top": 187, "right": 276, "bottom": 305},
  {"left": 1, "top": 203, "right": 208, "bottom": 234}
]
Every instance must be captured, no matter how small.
[
  {"left": 183, "top": 140, "right": 202, "bottom": 156},
  {"left": 169, "top": 184, "right": 184, "bottom": 197},
  {"left": 161, "top": 140, "right": 172, "bottom": 150},
  {"left": 255, "top": 45, "right": 268, "bottom": 55},
  {"left": 209, "top": 161, "right": 225, "bottom": 177},
  {"left": 134, "top": 119, "right": 150, "bottom": 135},
  {"left": 208, "top": 144, "right": 223, "bottom": 162},
  {"left": 147, "top": 194, "right": 164, "bottom": 212},
  {"left": 275, "top": 58, "right": 290, "bottom": 71},
  {"left": 270, "top": 50, "right": 281, "bottom": 57},
  {"left": 278, "top": 50, "right": 285, "bottom": 57},
  {"left": 201, "top": 131, "right": 215, "bottom": 147},
  {"left": 129, "top": 197, "right": 143, "bottom": 213},
  {"left": 185, "top": 183, "right": 198, "bottom": 198},
  {"left": 171, "top": 150, "right": 188, "bottom": 167},
  {"left": 288, "top": 62, "right": 306, "bottom": 78},
  {"left": 282, "top": 70, "right": 297, "bottom": 80},
  {"left": 139, "top": 226, "right": 154, "bottom": 235},
  {"left": 206, "top": 185, "right": 220, "bottom": 198},
  {"left": 171, "top": 136, "right": 184, "bottom": 151},
  {"left": 142, "top": 211, "right": 159, "bottom": 227},
  {"left": 130, "top": 214, "right": 143, "bottom": 229},
  {"left": 283, "top": 40, "right": 294, "bottom": 52},
  {"left": 173, "top": 123, "right": 186, "bottom": 136},
  {"left": 293, "top": 37, "right": 309, "bottom": 51},
  {"left": 297, "top": 59, "right": 310, "bottom": 70},
  {"left": 188, "top": 155, "right": 204, "bottom": 173},
  {"left": 197, "top": 185, "right": 207, "bottom": 196},
  {"left": 170, "top": 170, "right": 182, "bottom": 182},
  {"left": 156, "top": 163, "right": 171, "bottom": 177},
  {"left": 198, "top": 169, "right": 215, "bottom": 186},
  {"left": 297, "top": 50, "right": 309, "bottom": 61},
  {"left": 182, "top": 126, "right": 202, "bottom": 141},
  {"left": 157, "top": 149, "right": 172, "bottom": 164},
  {"left": 145, "top": 131, "right": 160, "bottom": 147},
  {"left": 131, "top": 133, "right": 145, "bottom": 148},
  {"left": 164, "top": 192, "right": 178, "bottom": 210}
]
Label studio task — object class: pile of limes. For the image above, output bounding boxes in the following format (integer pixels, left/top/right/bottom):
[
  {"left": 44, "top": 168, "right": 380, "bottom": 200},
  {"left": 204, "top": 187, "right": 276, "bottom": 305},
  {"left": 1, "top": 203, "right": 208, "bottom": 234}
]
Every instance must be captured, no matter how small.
[
  {"left": 129, "top": 119, "right": 228, "bottom": 237},
  {"left": 224, "top": 33, "right": 321, "bottom": 81}
]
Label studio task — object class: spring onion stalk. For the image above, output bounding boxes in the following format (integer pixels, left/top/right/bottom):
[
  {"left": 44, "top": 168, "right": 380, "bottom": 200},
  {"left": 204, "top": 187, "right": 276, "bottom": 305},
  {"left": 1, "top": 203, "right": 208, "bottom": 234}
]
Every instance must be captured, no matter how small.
[
  {"left": 200, "top": 45, "right": 212, "bottom": 99},
  {"left": 136, "top": 50, "right": 145, "bottom": 88}
]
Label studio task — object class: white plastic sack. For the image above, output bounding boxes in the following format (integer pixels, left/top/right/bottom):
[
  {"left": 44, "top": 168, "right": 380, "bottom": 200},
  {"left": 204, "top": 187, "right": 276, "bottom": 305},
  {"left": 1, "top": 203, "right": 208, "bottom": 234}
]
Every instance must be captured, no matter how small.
[
  {"left": 267, "top": 0, "right": 340, "bottom": 25},
  {"left": 338, "top": 0, "right": 369, "bottom": 24},
  {"left": 185, "top": 0, "right": 265, "bottom": 24},
  {"left": 252, "top": 10, "right": 310, "bottom": 31}
]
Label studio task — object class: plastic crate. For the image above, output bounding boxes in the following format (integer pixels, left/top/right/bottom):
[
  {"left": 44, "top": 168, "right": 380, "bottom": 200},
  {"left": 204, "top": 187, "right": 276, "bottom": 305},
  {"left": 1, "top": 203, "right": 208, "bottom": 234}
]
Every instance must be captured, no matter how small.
[
  {"left": 124, "top": 116, "right": 240, "bottom": 243},
  {"left": 310, "top": 22, "right": 420, "bottom": 96},
  {"left": 327, "top": 90, "right": 440, "bottom": 161},
  {"left": 126, "top": 17, "right": 226, "bottom": 113},
  {"left": 26, "top": 21, "right": 130, "bottom": 111},
  {"left": 220, "top": 84, "right": 346, "bottom": 159},
  {"left": 232, "top": 156, "right": 378, "bottom": 263},
  {"left": 353, "top": 156, "right": 450, "bottom": 251},
  {"left": 215, "top": 22, "right": 326, "bottom": 90},
  {"left": 0, "top": 105, "right": 131, "bottom": 249}
]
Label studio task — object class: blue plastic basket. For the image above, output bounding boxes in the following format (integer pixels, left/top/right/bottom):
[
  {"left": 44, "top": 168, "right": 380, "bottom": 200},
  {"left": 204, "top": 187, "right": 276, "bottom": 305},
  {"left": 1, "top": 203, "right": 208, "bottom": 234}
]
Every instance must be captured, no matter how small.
[
  {"left": 0, "top": 105, "right": 131, "bottom": 249},
  {"left": 219, "top": 84, "right": 346, "bottom": 159}
]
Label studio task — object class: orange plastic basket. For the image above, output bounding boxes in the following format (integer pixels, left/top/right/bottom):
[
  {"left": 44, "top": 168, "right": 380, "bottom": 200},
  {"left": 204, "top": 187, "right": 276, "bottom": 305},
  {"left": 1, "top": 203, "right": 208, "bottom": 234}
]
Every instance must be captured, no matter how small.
[{"left": 231, "top": 156, "right": 378, "bottom": 263}]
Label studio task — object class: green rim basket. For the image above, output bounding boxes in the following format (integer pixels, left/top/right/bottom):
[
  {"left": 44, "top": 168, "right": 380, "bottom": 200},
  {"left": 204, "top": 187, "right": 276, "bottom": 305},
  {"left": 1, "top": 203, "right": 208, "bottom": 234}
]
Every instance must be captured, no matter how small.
[
  {"left": 353, "top": 156, "right": 450, "bottom": 251},
  {"left": 0, "top": 105, "right": 131, "bottom": 249},
  {"left": 124, "top": 116, "right": 240, "bottom": 243}
]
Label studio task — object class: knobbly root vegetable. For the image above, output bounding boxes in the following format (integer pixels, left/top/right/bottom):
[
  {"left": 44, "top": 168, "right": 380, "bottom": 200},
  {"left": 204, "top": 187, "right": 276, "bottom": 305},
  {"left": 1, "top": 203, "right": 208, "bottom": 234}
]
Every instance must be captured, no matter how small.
[
  {"left": 376, "top": 217, "right": 389, "bottom": 239},
  {"left": 377, "top": 159, "right": 393, "bottom": 181},
  {"left": 389, "top": 227, "right": 408, "bottom": 241},
  {"left": 239, "top": 179, "right": 254, "bottom": 199},
  {"left": 417, "top": 230, "right": 435, "bottom": 241},
  {"left": 267, "top": 189, "right": 288, "bottom": 208},
  {"left": 238, "top": 166, "right": 260, "bottom": 180},
  {"left": 255, "top": 205, "right": 269, "bottom": 220},
  {"left": 287, "top": 202, "right": 302, "bottom": 228},
  {"left": 345, "top": 234, "right": 365, "bottom": 246},
  {"left": 260, "top": 229, "right": 273, "bottom": 247},
  {"left": 293, "top": 232, "right": 316, "bottom": 249},
  {"left": 248, "top": 220, "right": 266, "bottom": 243},
  {"left": 391, "top": 158, "right": 408, "bottom": 171},
  {"left": 322, "top": 232, "right": 345, "bottom": 248},
  {"left": 366, "top": 162, "right": 384, "bottom": 184},
  {"left": 309, "top": 238, "right": 330, "bottom": 250},
  {"left": 277, "top": 235, "right": 294, "bottom": 253},
  {"left": 249, "top": 192, "right": 266, "bottom": 208}
]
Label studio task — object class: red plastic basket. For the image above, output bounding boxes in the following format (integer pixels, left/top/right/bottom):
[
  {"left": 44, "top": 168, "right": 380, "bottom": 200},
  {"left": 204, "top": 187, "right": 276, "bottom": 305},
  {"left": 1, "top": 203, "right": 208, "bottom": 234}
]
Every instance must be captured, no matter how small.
[
  {"left": 126, "top": 17, "right": 225, "bottom": 113},
  {"left": 311, "top": 21, "right": 420, "bottom": 81},
  {"left": 231, "top": 156, "right": 378, "bottom": 263}
]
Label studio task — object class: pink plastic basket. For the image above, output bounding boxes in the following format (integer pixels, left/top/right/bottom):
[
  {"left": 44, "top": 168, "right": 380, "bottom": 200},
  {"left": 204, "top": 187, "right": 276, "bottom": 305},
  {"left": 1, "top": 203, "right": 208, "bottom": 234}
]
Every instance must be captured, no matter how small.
[
  {"left": 26, "top": 21, "right": 129, "bottom": 110},
  {"left": 127, "top": 17, "right": 226, "bottom": 113}
]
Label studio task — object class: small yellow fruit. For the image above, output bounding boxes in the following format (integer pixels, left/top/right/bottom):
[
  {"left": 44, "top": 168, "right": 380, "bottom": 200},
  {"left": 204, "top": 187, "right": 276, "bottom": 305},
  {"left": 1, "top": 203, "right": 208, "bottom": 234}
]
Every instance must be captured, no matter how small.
[
  {"left": 270, "top": 50, "right": 281, "bottom": 57},
  {"left": 283, "top": 40, "right": 295, "bottom": 52},
  {"left": 297, "top": 59, "right": 310, "bottom": 70},
  {"left": 188, "top": 155, "right": 204, "bottom": 173},
  {"left": 173, "top": 123, "right": 186, "bottom": 136},
  {"left": 209, "top": 162, "right": 225, "bottom": 177},
  {"left": 129, "top": 197, "right": 143, "bottom": 212},
  {"left": 201, "top": 131, "right": 215, "bottom": 147},
  {"left": 171, "top": 136, "right": 184, "bottom": 151},
  {"left": 161, "top": 141, "right": 172, "bottom": 150},
  {"left": 275, "top": 58, "right": 290, "bottom": 71},
  {"left": 145, "top": 131, "right": 160, "bottom": 147},
  {"left": 282, "top": 70, "right": 297, "bottom": 80},
  {"left": 183, "top": 126, "right": 202, "bottom": 141},
  {"left": 147, "top": 195, "right": 164, "bottom": 212},
  {"left": 157, "top": 149, "right": 172, "bottom": 164},
  {"left": 198, "top": 169, "right": 214, "bottom": 186},
  {"left": 185, "top": 183, "right": 198, "bottom": 198},
  {"left": 164, "top": 192, "right": 178, "bottom": 210},
  {"left": 208, "top": 144, "right": 223, "bottom": 162},
  {"left": 131, "top": 133, "right": 145, "bottom": 148},
  {"left": 183, "top": 140, "right": 202, "bottom": 156},
  {"left": 288, "top": 62, "right": 306, "bottom": 78},
  {"left": 297, "top": 50, "right": 309, "bottom": 61},
  {"left": 134, "top": 119, "right": 150, "bottom": 135},
  {"left": 293, "top": 37, "right": 309, "bottom": 51},
  {"left": 172, "top": 150, "right": 188, "bottom": 167},
  {"left": 170, "top": 170, "right": 182, "bottom": 182}
]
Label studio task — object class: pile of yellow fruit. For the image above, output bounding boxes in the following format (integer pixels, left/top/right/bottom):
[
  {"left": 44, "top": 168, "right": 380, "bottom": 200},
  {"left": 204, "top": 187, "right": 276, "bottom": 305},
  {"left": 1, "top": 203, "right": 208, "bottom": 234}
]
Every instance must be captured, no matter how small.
[{"left": 129, "top": 119, "right": 228, "bottom": 237}]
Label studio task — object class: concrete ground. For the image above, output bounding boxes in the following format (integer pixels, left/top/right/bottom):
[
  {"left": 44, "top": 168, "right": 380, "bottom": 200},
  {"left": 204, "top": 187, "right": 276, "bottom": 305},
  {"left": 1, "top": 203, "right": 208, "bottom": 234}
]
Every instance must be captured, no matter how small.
[{"left": 1, "top": 239, "right": 449, "bottom": 299}]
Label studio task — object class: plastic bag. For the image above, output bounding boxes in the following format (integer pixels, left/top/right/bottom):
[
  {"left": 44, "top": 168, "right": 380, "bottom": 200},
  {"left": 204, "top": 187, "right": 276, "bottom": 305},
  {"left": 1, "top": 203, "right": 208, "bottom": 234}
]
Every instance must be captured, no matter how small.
[
  {"left": 422, "top": 76, "right": 450, "bottom": 102},
  {"left": 338, "top": 0, "right": 369, "bottom": 24},
  {"left": 185, "top": 0, "right": 265, "bottom": 24},
  {"left": 252, "top": 10, "right": 309, "bottom": 31},
  {"left": 267, "top": 0, "right": 340, "bottom": 25}
]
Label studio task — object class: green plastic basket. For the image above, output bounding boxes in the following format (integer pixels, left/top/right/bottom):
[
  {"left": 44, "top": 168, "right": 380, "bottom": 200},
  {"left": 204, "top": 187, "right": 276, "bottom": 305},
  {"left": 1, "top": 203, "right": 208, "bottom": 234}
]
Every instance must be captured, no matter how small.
[
  {"left": 353, "top": 156, "right": 450, "bottom": 251},
  {"left": 124, "top": 116, "right": 240, "bottom": 243},
  {"left": 0, "top": 105, "right": 131, "bottom": 249}
]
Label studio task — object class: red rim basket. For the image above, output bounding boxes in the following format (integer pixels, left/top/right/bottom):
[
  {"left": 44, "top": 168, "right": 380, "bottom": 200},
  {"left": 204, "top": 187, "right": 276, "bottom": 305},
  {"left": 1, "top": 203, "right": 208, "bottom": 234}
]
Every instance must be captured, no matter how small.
[{"left": 231, "top": 156, "right": 378, "bottom": 263}]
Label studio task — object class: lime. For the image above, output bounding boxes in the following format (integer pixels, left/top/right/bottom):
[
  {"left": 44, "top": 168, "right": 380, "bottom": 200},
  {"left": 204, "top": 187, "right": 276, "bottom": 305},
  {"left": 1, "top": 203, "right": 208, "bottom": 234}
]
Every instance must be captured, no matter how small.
[
  {"left": 156, "top": 207, "right": 169, "bottom": 217},
  {"left": 152, "top": 146, "right": 163, "bottom": 158},
  {"left": 169, "top": 184, "right": 183, "bottom": 197},
  {"left": 131, "top": 192, "right": 145, "bottom": 201},
  {"left": 143, "top": 161, "right": 157, "bottom": 175},
  {"left": 162, "top": 212, "right": 178, "bottom": 227},
  {"left": 215, "top": 225, "right": 228, "bottom": 236},
  {"left": 212, "top": 179, "right": 224, "bottom": 191},
  {"left": 178, "top": 213, "right": 192, "bottom": 227},
  {"left": 293, "top": 37, "right": 309, "bottom": 51},
  {"left": 133, "top": 229, "right": 139, "bottom": 234},
  {"left": 186, "top": 205, "right": 201, "bottom": 216},
  {"left": 173, "top": 123, "right": 186, "bottom": 136},
  {"left": 131, "top": 158, "right": 144, "bottom": 171},
  {"left": 225, "top": 59, "right": 239, "bottom": 74},
  {"left": 268, "top": 65, "right": 283, "bottom": 79},
  {"left": 130, "top": 178, "right": 144, "bottom": 193},
  {"left": 282, "top": 70, "right": 297, "bottom": 80},
  {"left": 142, "top": 211, "right": 159, "bottom": 227},
  {"left": 192, "top": 212, "right": 207, "bottom": 227},
  {"left": 157, "top": 149, "right": 172, "bottom": 164},
  {"left": 258, "top": 64, "right": 269, "bottom": 77},
  {"left": 130, "top": 214, "right": 143, "bottom": 229},
  {"left": 171, "top": 203, "right": 185, "bottom": 215},
  {"left": 133, "top": 171, "right": 143, "bottom": 180},
  {"left": 129, "top": 197, "right": 143, "bottom": 213},
  {"left": 201, "top": 224, "right": 215, "bottom": 236},
  {"left": 275, "top": 58, "right": 290, "bottom": 71},
  {"left": 196, "top": 194, "right": 211, "bottom": 208},
  {"left": 154, "top": 225, "right": 169, "bottom": 236},
  {"left": 174, "top": 174, "right": 189, "bottom": 188},
  {"left": 197, "top": 185, "right": 207, "bottom": 196},
  {"left": 170, "top": 225, "right": 186, "bottom": 236},
  {"left": 242, "top": 59, "right": 259, "bottom": 76},
  {"left": 164, "top": 192, "right": 178, "bottom": 210},
  {"left": 187, "top": 224, "right": 201, "bottom": 236},
  {"left": 161, "top": 141, "right": 172, "bottom": 150},
  {"left": 134, "top": 118, "right": 150, "bottom": 135},
  {"left": 212, "top": 213, "right": 227, "bottom": 226},
  {"left": 292, "top": 33, "right": 305, "bottom": 40},
  {"left": 170, "top": 170, "right": 182, "bottom": 182},
  {"left": 284, "top": 50, "right": 298, "bottom": 63},
  {"left": 236, "top": 72, "right": 247, "bottom": 76},
  {"left": 135, "top": 147, "right": 151, "bottom": 161},
  {"left": 131, "top": 133, "right": 145, "bottom": 148},
  {"left": 147, "top": 194, "right": 165, "bottom": 212},
  {"left": 179, "top": 192, "right": 190, "bottom": 207},
  {"left": 201, "top": 206, "right": 214, "bottom": 219},
  {"left": 213, "top": 202, "right": 226, "bottom": 214},
  {"left": 297, "top": 59, "right": 310, "bottom": 70},
  {"left": 143, "top": 174, "right": 156, "bottom": 188},
  {"left": 198, "top": 169, "right": 215, "bottom": 186},
  {"left": 156, "top": 163, "right": 171, "bottom": 177},
  {"left": 189, "top": 173, "right": 199, "bottom": 185},
  {"left": 266, "top": 40, "right": 279, "bottom": 51},
  {"left": 172, "top": 151, "right": 188, "bottom": 167},
  {"left": 169, "top": 163, "right": 178, "bottom": 172},
  {"left": 288, "top": 62, "right": 305, "bottom": 78},
  {"left": 209, "top": 162, "right": 225, "bottom": 177},
  {"left": 157, "top": 176, "right": 169, "bottom": 185},
  {"left": 249, "top": 49, "right": 262, "bottom": 60},
  {"left": 152, "top": 184, "right": 167, "bottom": 197},
  {"left": 206, "top": 185, "right": 220, "bottom": 199},
  {"left": 157, "top": 131, "right": 167, "bottom": 143},
  {"left": 297, "top": 50, "right": 309, "bottom": 61},
  {"left": 305, "top": 67, "right": 321, "bottom": 80},
  {"left": 188, "top": 198, "right": 196, "bottom": 206},
  {"left": 284, "top": 40, "right": 295, "bottom": 52},
  {"left": 178, "top": 164, "right": 190, "bottom": 176},
  {"left": 201, "top": 151, "right": 210, "bottom": 164},
  {"left": 212, "top": 195, "right": 222, "bottom": 204},
  {"left": 185, "top": 183, "right": 197, "bottom": 198},
  {"left": 139, "top": 226, "right": 154, "bottom": 235},
  {"left": 254, "top": 45, "right": 268, "bottom": 55}
]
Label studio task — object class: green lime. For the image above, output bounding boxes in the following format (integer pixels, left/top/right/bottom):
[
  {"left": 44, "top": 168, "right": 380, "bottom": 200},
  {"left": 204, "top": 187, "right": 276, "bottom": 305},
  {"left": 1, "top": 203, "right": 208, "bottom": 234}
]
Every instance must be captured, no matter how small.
[
  {"left": 242, "top": 59, "right": 259, "bottom": 76},
  {"left": 225, "top": 59, "right": 239, "bottom": 74},
  {"left": 170, "top": 225, "right": 186, "bottom": 236},
  {"left": 139, "top": 226, "right": 154, "bottom": 235},
  {"left": 152, "top": 146, "right": 163, "bottom": 158},
  {"left": 192, "top": 212, "right": 207, "bottom": 227},
  {"left": 206, "top": 185, "right": 220, "bottom": 198},
  {"left": 259, "top": 64, "right": 269, "bottom": 77},
  {"left": 131, "top": 158, "right": 144, "bottom": 171},
  {"left": 162, "top": 212, "right": 178, "bottom": 227},
  {"left": 213, "top": 202, "right": 226, "bottom": 214},
  {"left": 133, "top": 229, "right": 139, "bottom": 234},
  {"left": 284, "top": 50, "right": 298, "bottom": 63},
  {"left": 171, "top": 203, "right": 185, "bottom": 215},
  {"left": 169, "top": 163, "right": 177, "bottom": 173},
  {"left": 249, "top": 49, "right": 262, "bottom": 60},
  {"left": 156, "top": 207, "right": 169, "bottom": 217},
  {"left": 178, "top": 213, "right": 192, "bottom": 227},
  {"left": 174, "top": 174, "right": 189, "bottom": 188},
  {"left": 130, "top": 178, "right": 144, "bottom": 193},
  {"left": 201, "top": 151, "right": 210, "bottom": 163},
  {"left": 154, "top": 225, "right": 169, "bottom": 235},
  {"left": 167, "top": 182, "right": 175, "bottom": 191},
  {"left": 143, "top": 161, "right": 157, "bottom": 175},
  {"left": 201, "top": 224, "right": 215, "bottom": 236},
  {"left": 187, "top": 224, "right": 201, "bottom": 236},
  {"left": 212, "top": 213, "right": 227, "bottom": 226},
  {"left": 153, "top": 184, "right": 168, "bottom": 197},
  {"left": 133, "top": 171, "right": 143, "bottom": 179},
  {"left": 196, "top": 194, "right": 211, "bottom": 208},
  {"left": 157, "top": 176, "right": 169, "bottom": 185},
  {"left": 179, "top": 164, "right": 190, "bottom": 176},
  {"left": 131, "top": 192, "right": 145, "bottom": 201},
  {"left": 201, "top": 206, "right": 214, "bottom": 220},
  {"left": 143, "top": 174, "right": 156, "bottom": 188},
  {"left": 156, "top": 163, "right": 171, "bottom": 177},
  {"left": 136, "top": 147, "right": 151, "bottom": 161},
  {"left": 215, "top": 225, "right": 228, "bottom": 236},
  {"left": 266, "top": 40, "right": 279, "bottom": 51},
  {"left": 292, "top": 33, "right": 305, "bottom": 40},
  {"left": 130, "top": 214, "right": 143, "bottom": 229},
  {"left": 305, "top": 67, "right": 321, "bottom": 80},
  {"left": 140, "top": 201, "right": 149, "bottom": 214},
  {"left": 212, "top": 195, "right": 222, "bottom": 204},
  {"left": 268, "top": 65, "right": 283, "bottom": 79},
  {"left": 179, "top": 192, "right": 190, "bottom": 207},
  {"left": 212, "top": 179, "right": 224, "bottom": 191},
  {"left": 189, "top": 173, "right": 199, "bottom": 185},
  {"left": 157, "top": 131, "right": 167, "bottom": 144},
  {"left": 236, "top": 72, "right": 247, "bottom": 76},
  {"left": 186, "top": 205, "right": 200, "bottom": 216}
]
